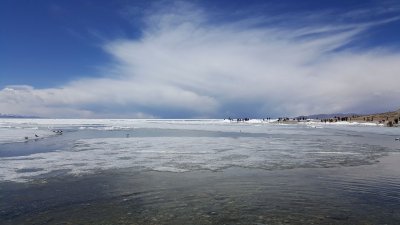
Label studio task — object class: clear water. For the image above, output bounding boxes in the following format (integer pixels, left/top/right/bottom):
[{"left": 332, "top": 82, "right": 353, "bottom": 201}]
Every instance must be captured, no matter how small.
[{"left": 0, "top": 119, "right": 400, "bottom": 224}]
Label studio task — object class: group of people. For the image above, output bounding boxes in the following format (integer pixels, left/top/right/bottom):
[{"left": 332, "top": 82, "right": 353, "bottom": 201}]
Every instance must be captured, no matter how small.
[
  {"left": 226, "top": 117, "right": 251, "bottom": 122},
  {"left": 225, "top": 117, "right": 274, "bottom": 122}
]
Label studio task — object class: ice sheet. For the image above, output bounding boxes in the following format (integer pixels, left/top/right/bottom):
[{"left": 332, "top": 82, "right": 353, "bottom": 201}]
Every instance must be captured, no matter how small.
[
  {"left": 0, "top": 119, "right": 397, "bottom": 182},
  {"left": 0, "top": 136, "right": 389, "bottom": 182}
]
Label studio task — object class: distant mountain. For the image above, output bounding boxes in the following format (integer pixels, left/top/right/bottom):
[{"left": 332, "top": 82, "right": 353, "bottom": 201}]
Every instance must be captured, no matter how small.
[
  {"left": 351, "top": 108, "right": 400, "bottom": 126},
  {"left": 0, "top": 113, "right": 40, "bottom": 118},
  {"left": 360, "top": 108, "right": 400, "bottom": 118}
]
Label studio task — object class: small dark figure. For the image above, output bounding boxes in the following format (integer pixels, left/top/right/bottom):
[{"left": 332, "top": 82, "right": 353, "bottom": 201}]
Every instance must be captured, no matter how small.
[{"left": 35, "top": 134, "right": 39, "bottom": 137}]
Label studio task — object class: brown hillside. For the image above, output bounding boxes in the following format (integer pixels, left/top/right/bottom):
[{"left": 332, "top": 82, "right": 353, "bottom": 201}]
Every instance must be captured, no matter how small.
[{"left": 351, "top": 108, "right": 400, "bottom": 126}]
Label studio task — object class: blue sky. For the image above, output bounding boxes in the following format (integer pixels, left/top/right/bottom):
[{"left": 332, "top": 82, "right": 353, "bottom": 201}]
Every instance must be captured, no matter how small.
[{"left": 1, "top": 0, "right": 400, "bottom": 118}]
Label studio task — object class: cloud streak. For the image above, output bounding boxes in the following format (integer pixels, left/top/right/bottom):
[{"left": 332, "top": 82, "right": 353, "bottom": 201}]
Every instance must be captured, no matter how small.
[{"left": 1, "top": 2, "right": 400, "bottom": 118}]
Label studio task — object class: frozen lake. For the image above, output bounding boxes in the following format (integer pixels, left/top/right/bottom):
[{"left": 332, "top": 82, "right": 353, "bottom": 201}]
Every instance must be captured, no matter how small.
[{"left": 0, "top": 119, "right": 400, "bottom": 224}]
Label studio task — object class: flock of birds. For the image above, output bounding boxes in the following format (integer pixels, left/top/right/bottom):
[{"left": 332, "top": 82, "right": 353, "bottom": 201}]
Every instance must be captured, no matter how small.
[
  {"left": 24, "top": 130, "right": 63, "bottom": 140},
  {"left": 52, "top": 130, "right": 63, "bottom": 135}
]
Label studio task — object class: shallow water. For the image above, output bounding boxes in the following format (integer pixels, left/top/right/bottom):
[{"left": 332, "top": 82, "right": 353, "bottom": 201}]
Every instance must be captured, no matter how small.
[
  {"left": 0, "top": 119, "right": 400, "bottom": 224},
  {"left": 2, "top": 158, "right": 400, "bottom": 225}
]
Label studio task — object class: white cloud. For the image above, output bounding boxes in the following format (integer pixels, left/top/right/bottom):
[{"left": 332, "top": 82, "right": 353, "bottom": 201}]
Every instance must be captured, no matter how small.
[{"left": 1, "top": 3, "right": 400, "bottom": 118}]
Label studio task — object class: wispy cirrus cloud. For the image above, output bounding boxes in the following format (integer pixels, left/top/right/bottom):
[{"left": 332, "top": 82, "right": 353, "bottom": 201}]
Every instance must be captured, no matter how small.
[{"left": 1, "top": 2, "right": 400, "bottom": 118}]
